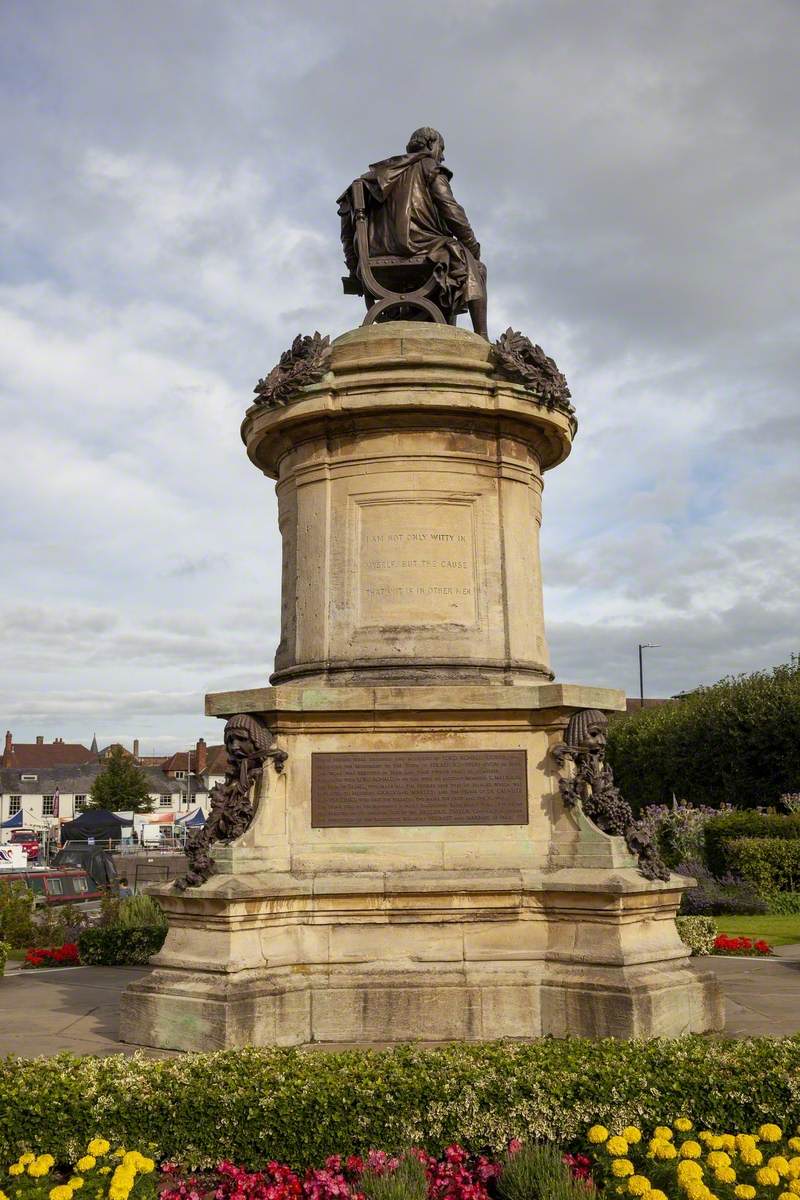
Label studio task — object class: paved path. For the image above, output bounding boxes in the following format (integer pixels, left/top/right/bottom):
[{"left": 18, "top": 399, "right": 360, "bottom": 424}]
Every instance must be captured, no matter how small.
[
  {"left": 1, "top": 949, "right": 799, "bottom": 1057},
  {"left": 690, "top": 942, "right": 800, "bottom": 1037}
]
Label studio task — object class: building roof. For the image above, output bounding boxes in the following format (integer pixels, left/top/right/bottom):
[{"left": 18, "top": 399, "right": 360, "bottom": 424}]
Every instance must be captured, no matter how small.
[
  {"left": 0, "top": 762, "right": 180, "bottom": 797},
  {"left": 163, "top": 745, "right": 226, "bottom": 775},
  {"left": 2, "top": 741, "right": 97, "bottom": 769}
]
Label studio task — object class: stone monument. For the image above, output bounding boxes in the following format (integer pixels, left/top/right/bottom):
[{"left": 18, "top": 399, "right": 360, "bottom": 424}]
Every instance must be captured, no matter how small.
[{"left": 120, "top": 130, "right": 722, "bottom": 1049}]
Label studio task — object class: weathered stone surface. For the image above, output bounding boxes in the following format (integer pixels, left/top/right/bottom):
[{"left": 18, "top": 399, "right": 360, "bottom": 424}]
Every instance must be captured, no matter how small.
[{"left": 241, "top": 323, "right": 573, "bottom": 687}]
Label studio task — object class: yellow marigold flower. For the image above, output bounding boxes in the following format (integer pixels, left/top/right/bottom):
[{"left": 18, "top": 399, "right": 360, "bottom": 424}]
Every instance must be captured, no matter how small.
[
  {"left": 699, "top": 1132, "right": 714, "bottom": 1143},
  {"left": 76, "top": 1157, "right": 96, "bottom": 1173},
  {"left": 608, "top": 1137, "right": 630, "bottom": 1157},
  {"left": 49, "top": 1187, "right": 73, "bottom": 1200},
  {"left": 87, "top": 1140, "right": 110, "bottom": 1158},
  {"left": 654, "top": 1127, "right": 674, "bottom": 1141},
  {"left": 779, "top": 1194, "right": 796, "bottom": 1200},
  {"left": 740, "top": 1148, "right": 763, "bottom": 1167},
  {"left": 707, "top": 1151, "right": 731, "bottom": 1169},
  {"left": 588, "top": 1125, "right": 609, "bottom": 1143},
  {"left": 39, "top": 1156, "right": 55, "bottom": 1168},
  {"left": 19, "top": 1154, "right": 36, "bottom": 1166},
  {"left": 790, "top": 1140, "right": 800, "bottom": 1154},
  {"left": 675, "top": 1118, "right": 694, "bottom": 1132},
  {"left": 715, "top": 1167, "right": 737, "bottom": 1184},
  {"left": 788, "top": 1184, "right": 800, "bottom": 1197},
  {"left": 680, "top": 1141, "right": 703, "bottom": 1159},
  {"left": 737, "top": 1134, "right": 757, "bottom": 1149},
  {"left": 627, "top": 1175, "right": 651, "bottom": 1196},
  {"left": 612, "top": 1159, "right": 635, "bottom": 1178},
  {"left": 28, "top": 1163, "right": 49, "bottom": 1178},
  {"left": 677, "top": 1161, "right": 704, "bottom": 1180},
  {"left": 756, "top": 1166, "right": 781, "bottom": 1186},
  {"left": 8, "top": 1166, "right": 24, "bottom": 1177},
  {"left": 122, "top": 1152, "right": 142, "bottom": 1170},
  {"left": 109, "top": 1189, "right": 128, "bottom": 1200},
  {"left": 734, "top": 1189, "right": 756, "bottom": 1200},
  {"left": 138, "top": 1158, "right": 155, "bottom": 1175},
  {"left": 624, "top": 1127, "right": 643, "bottom": 1145},
  {"left": 98, "top": 1168, "right": 111, "bottom": 1176},
  {"left": 0, "top": 1189, "right": 9, "bottom": 1200},
  {"left": 111, "top": 1148, "right": 126, "bottom": 1160},
  {"left": 684, "top": 1183, "right": 708, "bottom": 1200},
  {"left": 760, "top": 1125, "right": 783, "bottom": 1143},
  {"left": 720, "top": 1135, "right": 736, "bottom": 1151},
  {"left": 771, "top": 1157, "right": 791, "bottom": 1176},
  {"left": 69, "top": 1179, "right": 84, "bottom": 1190},
  {"left": 650, "top": 1192, "right": 668, "bottom": 1200}
]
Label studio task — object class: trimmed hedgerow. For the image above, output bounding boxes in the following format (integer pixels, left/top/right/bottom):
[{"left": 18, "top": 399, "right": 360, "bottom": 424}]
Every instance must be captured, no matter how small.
[
  {"left": 606, "top": 658, "right": 800, "bottom": 812},
  {"left": 724, "top": 837, "right": 800, "bottom": 893},
  {"left": 77, "top": 925, "right": 165, "bottom": 966},
  {"left": 1, "top": 1040, "right": 799, "bottom": 1169},
  {"left": 704, "top": 811, "right": 800, "bottom": 877}
]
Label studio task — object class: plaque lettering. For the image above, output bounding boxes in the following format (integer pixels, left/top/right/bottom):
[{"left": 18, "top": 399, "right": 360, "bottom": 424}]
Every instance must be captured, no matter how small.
[
  {"left": 357, "top": 500, "right": 477, "bottom": 626},
  {"left": 311, "top": 750, "right": 528, "bottom": 827}
]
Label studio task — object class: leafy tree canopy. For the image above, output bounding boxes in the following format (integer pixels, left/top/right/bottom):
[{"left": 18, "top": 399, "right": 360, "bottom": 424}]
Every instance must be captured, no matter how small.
[{"left": 88, "top": 747, "right": 155, "bottom": 814}]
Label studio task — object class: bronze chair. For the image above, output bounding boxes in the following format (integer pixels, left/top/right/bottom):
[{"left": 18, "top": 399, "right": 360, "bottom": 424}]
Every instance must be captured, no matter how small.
[{"left": 341, "top": 178, "right": 447, "bottom": 326}]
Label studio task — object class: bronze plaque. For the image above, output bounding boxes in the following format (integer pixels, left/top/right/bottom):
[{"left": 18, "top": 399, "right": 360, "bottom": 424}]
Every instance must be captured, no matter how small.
[{"left": 311, "top": 750, "right": 528, "bottom": 827}]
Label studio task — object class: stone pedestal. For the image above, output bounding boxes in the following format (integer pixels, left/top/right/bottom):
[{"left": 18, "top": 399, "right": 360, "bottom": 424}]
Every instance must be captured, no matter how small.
[{"left": 119, "top": 323, "right": 723, "bottom": 1049}]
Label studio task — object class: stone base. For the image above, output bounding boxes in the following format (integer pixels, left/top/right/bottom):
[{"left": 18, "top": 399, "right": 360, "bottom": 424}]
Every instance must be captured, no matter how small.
[{"left": 119, "top": 868, "right": 723, "bottom": 1050}]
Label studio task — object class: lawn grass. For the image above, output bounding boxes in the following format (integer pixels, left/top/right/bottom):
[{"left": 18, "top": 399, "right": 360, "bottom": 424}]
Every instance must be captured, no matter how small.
[{"left": 713, "top": 914, "right": 800, "bottom": 946}]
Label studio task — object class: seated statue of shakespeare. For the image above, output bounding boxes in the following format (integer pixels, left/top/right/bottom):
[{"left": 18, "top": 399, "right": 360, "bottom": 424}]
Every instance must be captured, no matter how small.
[{"left": 337, "top": 126, "right": 488, "bottom": 338}]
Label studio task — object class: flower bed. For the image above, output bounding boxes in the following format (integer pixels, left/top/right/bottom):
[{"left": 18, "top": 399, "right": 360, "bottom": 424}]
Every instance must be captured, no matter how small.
[
  {"left": 22, "top": 942, "right": 80, "bottom": 968},
  {"left": 713, "top": 934, "right": 772, "bottom": 956},
  {"left": 6, "top": 1124, "right": 800, "bottom": 1200},
  {"left": 582, "top": 1118, "right": 800, "bottom": 1198}
]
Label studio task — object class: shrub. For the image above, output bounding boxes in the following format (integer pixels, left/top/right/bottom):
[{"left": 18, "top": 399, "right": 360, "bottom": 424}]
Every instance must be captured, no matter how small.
[
  {"left": 764, "top": 891, "right": 800, "bottom": 914},
  {"left": 676, "top": 859, "right": 767, "bottom": 916},
  {"left": 704, "top": 811, "right": 800, "bottom": 877},
  {"left": 0, "top": 880, "right": 35, "bottom": 948},
  {"left": 606, "top": 657, "right": 800, "bottom": 811},
  {"left": 77, "top": 925, "right": 165, "bottom": 966},
  {"left": 359, "top": 1153, "right": 428, "bottom": 1200},
  {"left": 634, "top": 802, "right": 729, "bottom": 869},
  {"left": 1, "top": 1040, "right": 799, "bottom": 1168},
  {"left": 723, "top": 837, "right": 800, "bottom": 894},
  {"left": 117, "top": 893, "right": 167, "bottom": 929},
  {"left": 0, "top": 939, "right": 9, "bottom": 975},
  {"left": 498, "top": 1143, "right": 588, "bottom": 1200},
  {"left": 31, "top": 902, "right": 91, "bottom": 949},
  {"left": 675, "top": 916, "right": 716, "bottom": 955}
]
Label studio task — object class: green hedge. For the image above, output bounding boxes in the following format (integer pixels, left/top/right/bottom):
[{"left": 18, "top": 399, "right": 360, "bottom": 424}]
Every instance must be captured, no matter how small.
[
  {"left": 77, "top": 925, "right": 165, "bottom": 966},
  {"left": 723, "top": 837, "right": 800, "bottom": 893},
  {"left": 606, "top": 657, "right": 800, "bottom": 811},
  {"left": 704, "top": 812, "right": 800, "bottom": 877},
  {"left": 764, "top": 891, "right": 800, "bottom": 914},
  {"left": 675, "top": 916, "right": 716, "bottom": 955},
  {"left": 1, "top": 1040, "right": 799, "bottom": 1168},
  {"left": 0, "top": 940, "right": 9, "bottom": 976}
]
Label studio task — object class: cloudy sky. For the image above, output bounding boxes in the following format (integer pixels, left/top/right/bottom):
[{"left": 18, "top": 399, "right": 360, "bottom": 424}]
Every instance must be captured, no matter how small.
[{"left": 1, "top": 0, "right": 798, "bottom": 753}]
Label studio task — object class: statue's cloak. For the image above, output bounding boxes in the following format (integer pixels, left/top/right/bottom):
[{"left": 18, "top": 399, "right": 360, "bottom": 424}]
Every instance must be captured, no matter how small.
[{"left": 338, "top": 151, "right": 485, "bottom": 315}]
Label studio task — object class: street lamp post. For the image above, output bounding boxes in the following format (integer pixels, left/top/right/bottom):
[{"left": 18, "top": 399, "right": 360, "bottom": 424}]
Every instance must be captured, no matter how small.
[{"left": 638, "top": 643, "right": 661, "bottom": 708}]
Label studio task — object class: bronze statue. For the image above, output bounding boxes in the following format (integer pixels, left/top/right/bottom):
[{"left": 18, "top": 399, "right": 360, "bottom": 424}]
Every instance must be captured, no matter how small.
[
  {"left": 175, "top": 713, "right": 287, "bottom": 890},
  {"left": 551, "top": 709, "right": 669, "bottom": 882},
  {"left": 338, "top": 127, "right": 488, "bottom": 337}
]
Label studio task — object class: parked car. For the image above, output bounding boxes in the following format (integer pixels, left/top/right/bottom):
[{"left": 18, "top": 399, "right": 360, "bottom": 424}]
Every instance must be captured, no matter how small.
[{"left": 0, "top": 866, "right": 103, "bottom": 905}]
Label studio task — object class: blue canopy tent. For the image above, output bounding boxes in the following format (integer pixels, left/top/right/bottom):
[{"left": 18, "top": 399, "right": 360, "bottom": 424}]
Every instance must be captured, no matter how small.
[{"left": 176, "top": 807, "right": 205, "bottom": 828}]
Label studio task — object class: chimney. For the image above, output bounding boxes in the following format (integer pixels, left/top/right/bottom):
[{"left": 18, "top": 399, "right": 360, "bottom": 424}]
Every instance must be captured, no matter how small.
[
  {"left": 54, "top": 737, "right": 63, "bottom": 744},
  {"left": 36, "top": 735, "right": 44, "bottom": 745},
  {"left": 2, "top": 731, "right": 11, "bottom": 768},
  {"left": 195, "top": 737, "right": 207, "bottom": 774},
  {"left": 133, "top": 738, "right": 140, "bottom": 759}
]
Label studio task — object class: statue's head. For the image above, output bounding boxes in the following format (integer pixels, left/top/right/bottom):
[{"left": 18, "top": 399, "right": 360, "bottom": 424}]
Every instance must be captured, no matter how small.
[
  {"left": 406, "top": 126, "right": 445, "bottom": 163},
  {"left": 563, "top": 708, "right": 609, "bottom": 753},
  {"left": 223, "top": 713, "right": 273, "bottom": 763}
]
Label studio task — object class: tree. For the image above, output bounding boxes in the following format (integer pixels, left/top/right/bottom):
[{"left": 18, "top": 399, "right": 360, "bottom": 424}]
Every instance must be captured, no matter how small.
[{"left": 89, "top": 747, "right": 154, "bottom": 813}]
